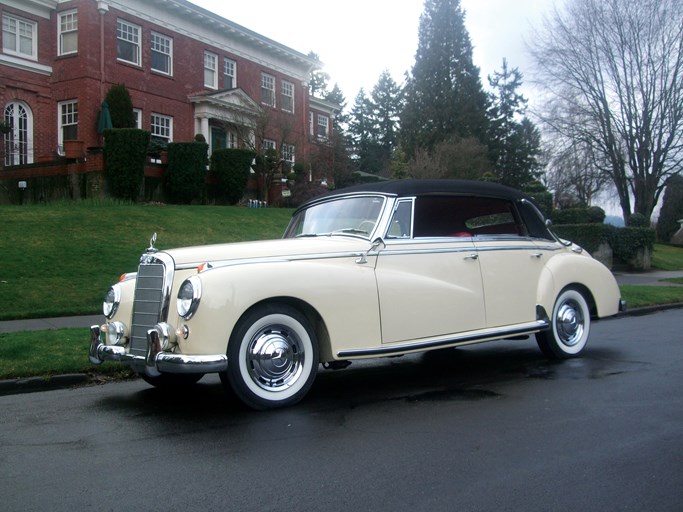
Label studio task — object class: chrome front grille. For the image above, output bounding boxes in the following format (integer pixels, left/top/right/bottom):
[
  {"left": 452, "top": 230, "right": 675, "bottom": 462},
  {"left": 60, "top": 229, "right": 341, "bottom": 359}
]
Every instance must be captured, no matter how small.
[{"left": 129, "top": 253, "right": 174, "bottom": 358}]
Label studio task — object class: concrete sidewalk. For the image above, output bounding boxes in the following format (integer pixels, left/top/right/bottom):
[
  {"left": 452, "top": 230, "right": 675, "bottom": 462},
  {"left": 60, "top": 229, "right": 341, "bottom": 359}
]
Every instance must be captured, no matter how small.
[{"left": 0, "top": 314, "right": 103, "bottom": 334}]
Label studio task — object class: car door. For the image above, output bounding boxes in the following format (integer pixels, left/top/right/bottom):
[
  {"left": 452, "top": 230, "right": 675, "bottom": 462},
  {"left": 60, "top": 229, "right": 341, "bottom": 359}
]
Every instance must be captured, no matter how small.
[
  {"left": 374, "top": 197, "right": 486, "bottom": 344},
  {"left": 467, "top": 198, "right": 546, "bottom": 328}
]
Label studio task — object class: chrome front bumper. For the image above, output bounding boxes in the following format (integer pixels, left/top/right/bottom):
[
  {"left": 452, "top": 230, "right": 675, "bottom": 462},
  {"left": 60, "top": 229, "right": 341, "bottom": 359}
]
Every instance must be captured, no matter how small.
[{"left": 89, "top": 325, "right": 228, "bottom": 376}]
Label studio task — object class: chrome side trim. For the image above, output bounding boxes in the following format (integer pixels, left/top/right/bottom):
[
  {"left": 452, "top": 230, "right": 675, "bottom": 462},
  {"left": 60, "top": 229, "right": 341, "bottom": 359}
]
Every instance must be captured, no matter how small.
[{"left": 337, "top": 320, "right": 550, "bottom": 358}]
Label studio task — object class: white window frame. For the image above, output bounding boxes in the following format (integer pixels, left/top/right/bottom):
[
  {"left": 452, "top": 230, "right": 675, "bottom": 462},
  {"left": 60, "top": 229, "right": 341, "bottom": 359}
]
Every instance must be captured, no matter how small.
[
  {"left": 261, "top": 73, "right": 275, "bottom": 107},
  {"left": 309, "top": 112, "right": 314, "bottom": 136},
  {"left": 117, "top": 19, "right": 141, "bottom": 65},
  {"left": 223, "top": 58, "right": 236, "bottom": 89},
  {"left": 4, "top": 101, "right": 33, "bottom": 166},
  {"left": 317, "top": 114, "right": 329, "bottom": 139},
  {"left": 204, "top": 51, "right": 217, "bottom": 89},
  {"left": 132, "top": 108, "right": 142, "bottom": 129},
  {"left": 281, "top": 81, "right": 294, "bottom": 113},
  {"left": 262, "top": 139, "right": 276, "bottom": 152},
  {"left": 282, "top": 143, "right": 295, "bottom": 164},
  {"left": 151, "top": 32, "right": 172, "bottom": 75},
  {"left": 58, "top": 10, "right": 78, "bottom": 56},
  {"left": 2, "top": 14, "right": 37, "bottom": 60},
  {"left": 58, "top": 100, "right": 78, "bottom": 147},
  {"left": 151, "top": 113, "right": 173, "bottom": 142}
]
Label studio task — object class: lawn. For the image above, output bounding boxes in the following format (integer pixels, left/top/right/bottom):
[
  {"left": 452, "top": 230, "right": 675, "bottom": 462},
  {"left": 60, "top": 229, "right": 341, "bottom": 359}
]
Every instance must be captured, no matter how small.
[{"left": 0, "top": 202, "right": 292, "bottom": 320}]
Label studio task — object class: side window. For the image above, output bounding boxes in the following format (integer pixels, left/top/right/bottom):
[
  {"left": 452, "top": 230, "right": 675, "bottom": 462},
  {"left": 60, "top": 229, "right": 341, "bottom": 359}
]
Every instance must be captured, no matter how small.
[
  {"left": 464, "top": 198, "right": 523, "bottom": 236},
  {"left": 387, "top": 200, "right": 413, "bottom": 239},
  {"left": 411, "top": 195, "right": 524, "bottom": 238}
]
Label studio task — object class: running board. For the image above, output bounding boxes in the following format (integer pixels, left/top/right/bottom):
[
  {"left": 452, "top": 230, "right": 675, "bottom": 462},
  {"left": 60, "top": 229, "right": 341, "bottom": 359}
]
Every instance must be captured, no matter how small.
[{"left": 337, "top": 319, "right": 550, "bottom": 359}]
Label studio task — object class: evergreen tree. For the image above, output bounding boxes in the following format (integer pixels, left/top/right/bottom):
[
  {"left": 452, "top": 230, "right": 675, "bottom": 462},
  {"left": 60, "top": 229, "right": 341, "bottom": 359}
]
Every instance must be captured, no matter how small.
[
  {"left": 348, "top": 89, "right": 383, "bottom": 174},
  {"left": 307, "top": 52, "right": 329, "bottom": 98},
  {"left": 487, "top": 59, "right": 542, "bottom": 188},
  {"left": 656, "top": 175, "right": 683, "bottom": 243},
  {"left": 325, "top": 83, "right": 348, "bottom": 133},
  {"left": 370, "top": 70, "right": 402, "bottom": 169},
  {"left": 400, "top": 0, "right": 489, "bottom": 157}
]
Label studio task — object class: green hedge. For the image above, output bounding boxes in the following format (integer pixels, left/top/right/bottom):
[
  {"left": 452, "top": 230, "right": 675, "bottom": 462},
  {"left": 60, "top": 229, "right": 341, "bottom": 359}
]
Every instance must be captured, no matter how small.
[
  {"left": 551, "top": 206, "right": 606, "bottom": 225},
  {"left": 104, "top": 128, "right": 150, "bottom": 201},
  {"left": 211, "top": 148, "right": 256, "bottom": 205},
  {"left": 164, "top": 142, "right": 208, "bottom": 204},
  {"left": 552, "top": 223, "right": 655, "bottom": 263}
]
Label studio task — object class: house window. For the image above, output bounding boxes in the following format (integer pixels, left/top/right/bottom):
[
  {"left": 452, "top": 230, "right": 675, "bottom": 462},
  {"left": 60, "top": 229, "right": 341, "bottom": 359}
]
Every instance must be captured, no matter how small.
[
  {"left": 282, "top": 144, "right": 295, "bottom": 164},
  {"left": 261, "top": 73, "right": 275, "bottom": 107},
  {"left": 151, "top": 113, "right": 172, "bottom": 142},
  {"left": 204, "top": 51, "right": 217, "bottom": 89},
  {"left": 151, "top": 32, "right": 172, "bottom": 75},
  {"left": 58, "top": 11, "right": 78, "bottom": 56},
  {"left": 224, "top": 58, "right": 236, "bottom": 89},
  {"left": 262, "top": 139, "right": 276, "bottom": 152},
  {"left": 309, "top": 112, "right": 314, "bottom": 136},
  {"left": 58, "top": 100, "right": 78, "bottom": 146},
  {"left": 281, "top": 81, "right": 294, "bottom": 113},
  {"left": 317, "top": 114, "right": 329, "bottom": 139},
  {"left": 132, "top": 108, "right": 142, "bottom": 129},
  {"left": 2, "top": 14, "right": 37, "bottom": 60},
  {"left": 3, "top": 102, "right": 33, "bottom": 166},
  {"left": 117, "top": 19, "right": 140, "bottom": 65}
]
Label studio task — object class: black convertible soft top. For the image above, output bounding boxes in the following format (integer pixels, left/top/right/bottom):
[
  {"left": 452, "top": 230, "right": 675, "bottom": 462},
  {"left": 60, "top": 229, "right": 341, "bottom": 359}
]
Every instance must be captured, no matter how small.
[{"left": 300, "top": 179, "right": 531, "bottom": 209}]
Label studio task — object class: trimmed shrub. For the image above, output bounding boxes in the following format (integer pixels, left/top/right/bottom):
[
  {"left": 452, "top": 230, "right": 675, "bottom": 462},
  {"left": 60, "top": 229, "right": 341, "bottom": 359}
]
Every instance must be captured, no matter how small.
[
  {"left": 627, "top": 212, "right": 650, "bottom": 228},
  {"left": 552, "top": 223, "right": 655, "bottom": 268},
  {"left": 105, "top": 84, "right": 136, "bottom": 128},
  {"left": 104, "top": 128, "right": 150, "bottom": 201},
  {"left": 551, "top": 206, "right": 606, "bottom": 225},
  {"left": 211, "top": 148, "right": 256, "bottom": 205},
  {"left": 164, "top": 142, "right": 209, "bottom": 204}
]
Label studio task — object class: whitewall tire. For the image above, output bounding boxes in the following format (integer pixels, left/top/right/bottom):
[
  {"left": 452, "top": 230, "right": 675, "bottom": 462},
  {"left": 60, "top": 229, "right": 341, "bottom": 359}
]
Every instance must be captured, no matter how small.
[
  {"left": 222, "top": 303, "right": 318, "bottom": 410},
  {"left": 536, "top": 288, "right": 591, "bottom": 359}
]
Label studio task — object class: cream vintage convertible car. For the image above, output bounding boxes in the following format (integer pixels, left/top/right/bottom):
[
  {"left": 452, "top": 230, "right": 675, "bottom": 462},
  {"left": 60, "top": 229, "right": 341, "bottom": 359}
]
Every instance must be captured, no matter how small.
[{"left": 90, "top": 179, "right": 624, "bottom": 409}]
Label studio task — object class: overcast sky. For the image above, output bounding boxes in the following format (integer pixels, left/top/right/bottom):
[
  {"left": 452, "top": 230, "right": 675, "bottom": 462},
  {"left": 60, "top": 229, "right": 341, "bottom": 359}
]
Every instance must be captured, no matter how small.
[{"left": 191, "top": 0, "right": 556, "bottom": 105}]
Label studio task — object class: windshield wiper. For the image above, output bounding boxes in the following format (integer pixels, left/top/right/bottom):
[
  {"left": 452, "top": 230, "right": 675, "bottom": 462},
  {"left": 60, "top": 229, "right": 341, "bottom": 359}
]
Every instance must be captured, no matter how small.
[
  {"left": 295, "top": 233, "right": 320, "bottom": 238},
  {"left": 332, "top": 228, "right": 369, "bottom": 236}
]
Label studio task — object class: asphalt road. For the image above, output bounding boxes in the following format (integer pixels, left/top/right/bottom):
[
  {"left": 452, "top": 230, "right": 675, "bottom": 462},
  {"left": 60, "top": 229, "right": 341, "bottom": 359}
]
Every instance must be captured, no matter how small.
[{"left": 1, "top": 310, "right": 682, "bottom": 512}]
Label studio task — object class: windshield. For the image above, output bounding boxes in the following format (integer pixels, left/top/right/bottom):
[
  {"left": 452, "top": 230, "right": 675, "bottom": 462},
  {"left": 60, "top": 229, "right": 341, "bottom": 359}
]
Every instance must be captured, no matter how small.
[{"left": 284, "top": 195, "right": 386, "bottom": 239}]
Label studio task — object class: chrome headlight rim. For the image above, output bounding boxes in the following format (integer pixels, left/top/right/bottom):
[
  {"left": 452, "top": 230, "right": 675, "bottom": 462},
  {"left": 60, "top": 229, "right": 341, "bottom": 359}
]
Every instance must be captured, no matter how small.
[
  {"left": 177, "top": 276, "right": 202, "bottom": 320},
  {"left": 105, "top": 321, "right": 128, "bottom": 346},
  {"left": 103, "top": 284, "right": 121, "bottom": 319}
]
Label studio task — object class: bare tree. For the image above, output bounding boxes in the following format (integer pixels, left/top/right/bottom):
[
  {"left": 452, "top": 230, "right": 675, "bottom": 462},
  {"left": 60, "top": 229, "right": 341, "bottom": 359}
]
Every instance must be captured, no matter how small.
[{"left": 531, "top": 0, "right": 683, "bottom": 224}]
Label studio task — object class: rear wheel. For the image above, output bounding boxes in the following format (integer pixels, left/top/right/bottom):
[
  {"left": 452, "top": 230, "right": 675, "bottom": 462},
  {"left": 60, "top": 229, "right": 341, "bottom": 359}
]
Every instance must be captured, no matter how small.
[
  {"left": 536, "top": 287, "right": 591, "bottom": 359},
  {"left": 221, "top": 303, "right": 319, "bottom": 410}
]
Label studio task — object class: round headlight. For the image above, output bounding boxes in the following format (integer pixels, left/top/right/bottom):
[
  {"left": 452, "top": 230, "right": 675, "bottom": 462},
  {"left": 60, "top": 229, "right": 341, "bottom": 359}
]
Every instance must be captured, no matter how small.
[
  {"left": 177, "top": 276, "right": 201, "bottom": 320},
  {"left": 103, "top": 284, "right": 121, "bottom": 319}
]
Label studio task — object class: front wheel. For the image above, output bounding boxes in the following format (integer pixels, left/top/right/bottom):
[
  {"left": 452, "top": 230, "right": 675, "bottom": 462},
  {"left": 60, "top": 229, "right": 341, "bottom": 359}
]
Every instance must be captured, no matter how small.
[
  {"left": 536, "top": 288, "right": 591, "bottom": 359},
  {"left": 221, "top": 303, "right": 319, "bottom": 410}
]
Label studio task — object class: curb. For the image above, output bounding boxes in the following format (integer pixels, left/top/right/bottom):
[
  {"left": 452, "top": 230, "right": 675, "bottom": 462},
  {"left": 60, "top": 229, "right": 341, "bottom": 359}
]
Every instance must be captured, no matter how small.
[{"left": 0, "top": 373, "right": 90, "bottom": 396}]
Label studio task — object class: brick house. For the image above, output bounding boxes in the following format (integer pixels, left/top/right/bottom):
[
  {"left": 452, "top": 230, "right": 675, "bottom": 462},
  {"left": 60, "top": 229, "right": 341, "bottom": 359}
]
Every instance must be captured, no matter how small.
[{"left": 0, "top": 0, "right": 338, "bottom": 202}]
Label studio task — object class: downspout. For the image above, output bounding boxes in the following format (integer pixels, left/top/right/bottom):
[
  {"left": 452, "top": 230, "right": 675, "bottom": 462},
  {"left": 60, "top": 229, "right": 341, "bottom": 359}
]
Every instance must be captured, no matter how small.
[{"left": 97, "top": 1, "right": 109, "bottom": 101}]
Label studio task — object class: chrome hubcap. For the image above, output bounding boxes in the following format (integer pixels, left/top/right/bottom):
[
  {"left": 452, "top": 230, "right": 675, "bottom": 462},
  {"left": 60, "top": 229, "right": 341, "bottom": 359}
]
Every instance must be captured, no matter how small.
[
  {"left": 556, "top": 301, "right": 584, "bottom": 347},
  {"left": 247, "top": 325, "right": 304, "bottom": 391}
]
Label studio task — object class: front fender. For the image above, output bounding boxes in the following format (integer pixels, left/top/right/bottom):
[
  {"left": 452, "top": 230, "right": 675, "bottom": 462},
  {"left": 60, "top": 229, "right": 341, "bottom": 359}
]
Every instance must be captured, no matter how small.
[{"left": 179, "top": 258, "right": 381, "bottom": 359}]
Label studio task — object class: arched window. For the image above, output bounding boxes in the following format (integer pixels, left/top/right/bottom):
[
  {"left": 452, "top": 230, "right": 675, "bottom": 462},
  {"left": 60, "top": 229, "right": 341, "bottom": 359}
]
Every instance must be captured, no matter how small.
[{"left": 3, "top": 102, "right": 33, "bottom": 166}]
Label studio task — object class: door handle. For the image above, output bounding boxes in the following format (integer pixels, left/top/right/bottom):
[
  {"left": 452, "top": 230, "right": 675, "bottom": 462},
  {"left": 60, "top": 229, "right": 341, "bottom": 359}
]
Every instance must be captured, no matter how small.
[
  {"left": 531, "top": 253, "right": 543, "bottom": 258},
  {"left": 464, "top": 253, "right": 479, "bottom": 260}
]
